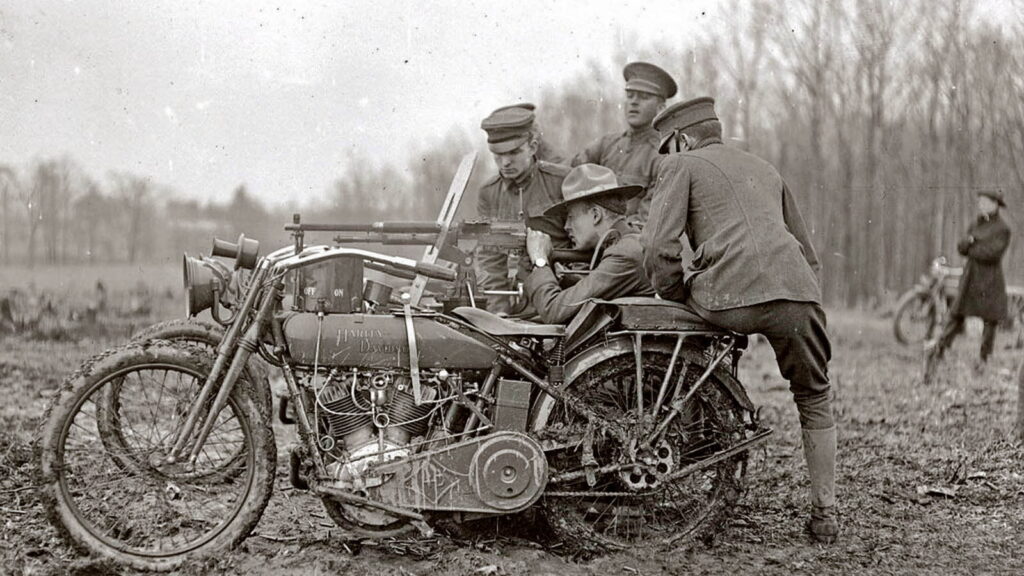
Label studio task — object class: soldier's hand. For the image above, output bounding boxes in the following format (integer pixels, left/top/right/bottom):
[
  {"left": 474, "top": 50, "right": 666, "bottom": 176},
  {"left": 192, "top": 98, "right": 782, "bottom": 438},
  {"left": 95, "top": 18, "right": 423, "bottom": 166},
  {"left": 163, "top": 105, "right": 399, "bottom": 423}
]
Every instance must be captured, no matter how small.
[{"left": 526, "top": 228, "right": 553, "bottom": 266}]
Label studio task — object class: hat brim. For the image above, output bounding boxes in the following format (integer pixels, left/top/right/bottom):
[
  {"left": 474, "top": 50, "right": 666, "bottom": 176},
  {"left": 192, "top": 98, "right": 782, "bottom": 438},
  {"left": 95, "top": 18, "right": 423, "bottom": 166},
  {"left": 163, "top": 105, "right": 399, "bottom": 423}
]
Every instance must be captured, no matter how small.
[
  {"left": 977, "top": 192, "right": 1007, "bottom": 207},
  {"left": 657, "top": 131, "right": 676, "bottom": 154},
  {"left": 543, "top": 185, "right": 644, "bottom": 217},
  {"left": 487, "top": 135, "right": 530, "bottom": 154}
]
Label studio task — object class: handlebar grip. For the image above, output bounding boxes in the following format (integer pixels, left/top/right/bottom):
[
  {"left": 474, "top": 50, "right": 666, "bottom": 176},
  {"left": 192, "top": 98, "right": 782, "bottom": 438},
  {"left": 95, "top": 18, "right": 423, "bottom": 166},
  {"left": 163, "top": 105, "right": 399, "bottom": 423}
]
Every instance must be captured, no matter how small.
[{"left": 414, "top": 261, "right": 457, "bottom": 282}]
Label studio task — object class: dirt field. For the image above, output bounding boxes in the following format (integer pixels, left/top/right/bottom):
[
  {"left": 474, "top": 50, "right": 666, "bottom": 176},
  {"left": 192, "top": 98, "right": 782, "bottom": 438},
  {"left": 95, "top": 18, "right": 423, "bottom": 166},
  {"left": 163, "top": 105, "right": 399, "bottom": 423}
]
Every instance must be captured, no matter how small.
[{"left": 2, "top": 308, "right": 1022, "bottom": 576}]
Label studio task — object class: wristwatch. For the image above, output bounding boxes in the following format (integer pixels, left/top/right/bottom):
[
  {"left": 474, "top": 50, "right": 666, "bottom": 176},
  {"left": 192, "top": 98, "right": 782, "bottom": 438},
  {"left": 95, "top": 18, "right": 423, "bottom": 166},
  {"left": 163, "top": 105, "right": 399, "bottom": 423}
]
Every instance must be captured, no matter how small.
[{"left": 534, "top": 258, "right": 548, "bottom": 268}]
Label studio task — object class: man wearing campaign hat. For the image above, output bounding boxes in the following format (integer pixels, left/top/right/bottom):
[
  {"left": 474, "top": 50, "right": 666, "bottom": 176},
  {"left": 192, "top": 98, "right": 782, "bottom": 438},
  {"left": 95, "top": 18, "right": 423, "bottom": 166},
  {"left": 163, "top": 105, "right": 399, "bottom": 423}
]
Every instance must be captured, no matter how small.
[
  {"left": 927, "top": 189, "right": 1011, "bottom": 371},
  {"left": 641, "top": 97, "right": 838, "bottom": 544},
  {"left": 572, "top": 62, "right": 677, "bottom": 226},
  {"left": 477, "top": 104, "right": 572, "bottom": 315},
  {"left": 524, "top": 164, "right": 655, "bottom": 324}
]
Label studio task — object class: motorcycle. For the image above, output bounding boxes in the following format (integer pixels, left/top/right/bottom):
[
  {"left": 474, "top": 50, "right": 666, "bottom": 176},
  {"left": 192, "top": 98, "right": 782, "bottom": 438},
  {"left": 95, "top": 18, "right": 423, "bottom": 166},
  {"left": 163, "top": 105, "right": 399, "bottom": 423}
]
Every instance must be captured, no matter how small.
[
  {"left": 892, "top": 256, "right": 960, "bottom": 346},
  {"left": 37, "top": 153, "right": 771, "bottom": 571}
]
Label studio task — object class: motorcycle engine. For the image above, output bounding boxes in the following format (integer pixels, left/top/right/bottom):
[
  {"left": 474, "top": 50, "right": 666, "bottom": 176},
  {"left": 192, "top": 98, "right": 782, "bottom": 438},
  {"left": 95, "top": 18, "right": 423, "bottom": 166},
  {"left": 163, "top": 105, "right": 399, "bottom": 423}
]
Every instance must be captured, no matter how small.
[{"left": 312, "top": 369, "right": 440, "bottom": 489}]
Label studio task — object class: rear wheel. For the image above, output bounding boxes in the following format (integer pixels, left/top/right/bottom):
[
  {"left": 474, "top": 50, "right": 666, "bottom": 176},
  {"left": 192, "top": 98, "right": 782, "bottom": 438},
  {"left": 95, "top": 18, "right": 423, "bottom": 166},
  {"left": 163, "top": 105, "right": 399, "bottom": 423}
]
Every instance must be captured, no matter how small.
[
  {"left": 542, "top": 347, "right": 750, "bottom": 555},
  {"left": 893, "top": 290, "right": 938, "bottom": 346},
  {"left": 37, "top": 342, "right": 275, "bottom": 572}
]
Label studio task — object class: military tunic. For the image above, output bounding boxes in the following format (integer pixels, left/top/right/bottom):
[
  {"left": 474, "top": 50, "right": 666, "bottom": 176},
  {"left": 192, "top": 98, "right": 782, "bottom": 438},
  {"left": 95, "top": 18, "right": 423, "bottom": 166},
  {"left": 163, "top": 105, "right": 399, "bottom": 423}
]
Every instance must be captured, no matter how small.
[
  {"left": 525, "top": 219, "right": 654, "bottom": 324},
  {"left": 476, "top": 161, "right": 569, "bottom": 314},
  {"left": 641, "top": 137, "right": 832, "bottom": 430},
  {"left": 573, "top": 126, "right": 663, "bottom": 223}
]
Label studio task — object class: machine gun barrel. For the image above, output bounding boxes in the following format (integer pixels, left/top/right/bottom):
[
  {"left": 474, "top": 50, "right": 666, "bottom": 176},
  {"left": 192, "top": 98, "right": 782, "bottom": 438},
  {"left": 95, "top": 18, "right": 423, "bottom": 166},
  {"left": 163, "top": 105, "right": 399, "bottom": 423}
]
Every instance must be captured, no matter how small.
[
  {"left": 285, "top": 221, "right": 441, "bottom": 234},
  {"left": 291, "top": 218, "right": 594, "bottom": 264}
]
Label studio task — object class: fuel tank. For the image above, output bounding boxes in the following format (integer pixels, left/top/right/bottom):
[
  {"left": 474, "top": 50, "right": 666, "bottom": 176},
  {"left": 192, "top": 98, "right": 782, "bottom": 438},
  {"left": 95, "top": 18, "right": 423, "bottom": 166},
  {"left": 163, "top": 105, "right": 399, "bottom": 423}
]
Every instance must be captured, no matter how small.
[{"left": 280, "top": 312, "right": 497, "bottom": 369}]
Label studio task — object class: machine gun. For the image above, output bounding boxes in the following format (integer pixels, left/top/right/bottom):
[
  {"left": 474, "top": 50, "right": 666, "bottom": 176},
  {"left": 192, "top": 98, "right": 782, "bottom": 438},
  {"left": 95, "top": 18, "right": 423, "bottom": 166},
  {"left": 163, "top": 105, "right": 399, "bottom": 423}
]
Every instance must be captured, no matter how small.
[{"left": 284, "top": 216, "right": 592, "bottom": 312}]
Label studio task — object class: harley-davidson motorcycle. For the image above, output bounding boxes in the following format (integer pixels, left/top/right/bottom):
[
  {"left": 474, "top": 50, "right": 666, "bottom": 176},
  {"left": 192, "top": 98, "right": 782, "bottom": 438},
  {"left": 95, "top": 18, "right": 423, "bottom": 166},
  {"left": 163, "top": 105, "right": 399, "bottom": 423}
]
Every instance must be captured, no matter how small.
[{"left": 37, "top": 154, "right": 771, "bottom": 571}]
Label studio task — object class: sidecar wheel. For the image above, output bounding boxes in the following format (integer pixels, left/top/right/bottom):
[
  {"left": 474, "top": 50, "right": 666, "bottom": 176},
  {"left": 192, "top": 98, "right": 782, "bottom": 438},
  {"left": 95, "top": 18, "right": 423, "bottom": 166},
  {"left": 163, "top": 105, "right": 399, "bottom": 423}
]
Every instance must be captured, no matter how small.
[
  {"left": 36, "top": 341, "right": 275, "bottom": 572},
  {"left": 542, "top": 348, "right": 749, "bottom": 556}
]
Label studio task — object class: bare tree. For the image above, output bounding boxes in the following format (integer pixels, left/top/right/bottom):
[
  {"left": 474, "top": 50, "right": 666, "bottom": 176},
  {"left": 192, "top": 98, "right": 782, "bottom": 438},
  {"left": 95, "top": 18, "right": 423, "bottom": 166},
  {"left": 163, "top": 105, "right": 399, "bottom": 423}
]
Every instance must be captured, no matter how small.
[
  {"left": 110, "top": 172, "right": 154, "bottom": 264},
  {"left": 0, "top": 165, "right": 18, "bottom": 265}
]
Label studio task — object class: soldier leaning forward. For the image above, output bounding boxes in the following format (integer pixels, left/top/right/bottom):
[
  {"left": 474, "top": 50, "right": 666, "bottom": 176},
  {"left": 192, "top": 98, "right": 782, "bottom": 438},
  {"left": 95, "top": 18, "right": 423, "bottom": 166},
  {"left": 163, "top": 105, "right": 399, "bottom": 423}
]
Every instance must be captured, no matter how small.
[
  {"left": 641, "top": 97, "right": 838, "bottom": 544},
  {"left": 476, "top": 104, "right": 570, "bottom": 315},
  {"left": 573, "top": 62, "right": 677, "bottom": 226}
]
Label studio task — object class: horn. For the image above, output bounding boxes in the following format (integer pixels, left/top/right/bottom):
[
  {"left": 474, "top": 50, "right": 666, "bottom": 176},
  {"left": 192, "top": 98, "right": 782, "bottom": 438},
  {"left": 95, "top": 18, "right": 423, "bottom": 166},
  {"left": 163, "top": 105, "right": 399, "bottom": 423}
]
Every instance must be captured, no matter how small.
[
  {"left": 183, "top": 253, "right": 222, "bottom": 317},
  {"left": 211, "top": 233, "right": 260, "bottom": 270}
]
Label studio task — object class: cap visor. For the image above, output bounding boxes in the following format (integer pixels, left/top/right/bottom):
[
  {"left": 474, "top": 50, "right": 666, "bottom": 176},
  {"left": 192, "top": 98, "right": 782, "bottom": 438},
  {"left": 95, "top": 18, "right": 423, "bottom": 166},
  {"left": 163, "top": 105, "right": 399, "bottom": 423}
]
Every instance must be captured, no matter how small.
[{"left": 487, "top": 135, "right": 529, "bottom": 154}]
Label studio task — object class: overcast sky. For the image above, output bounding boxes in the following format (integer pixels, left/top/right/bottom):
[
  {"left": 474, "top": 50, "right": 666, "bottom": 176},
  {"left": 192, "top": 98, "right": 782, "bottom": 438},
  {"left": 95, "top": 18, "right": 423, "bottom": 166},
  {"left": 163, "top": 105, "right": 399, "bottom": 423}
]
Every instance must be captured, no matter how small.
[{"left": 0, "top": 0, "right": 736, "bottom": 207}]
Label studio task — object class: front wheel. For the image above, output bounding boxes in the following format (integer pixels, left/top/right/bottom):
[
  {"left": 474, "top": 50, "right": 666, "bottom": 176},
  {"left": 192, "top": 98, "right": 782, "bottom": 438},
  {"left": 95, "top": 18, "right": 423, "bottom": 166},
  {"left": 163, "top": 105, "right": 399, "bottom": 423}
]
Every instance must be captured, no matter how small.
[
  {"left": 893, "top": 290, "right": 938, "bottom": 346},
  {"left": 36, "top": 342, "right": 276, "bottom": 572}
]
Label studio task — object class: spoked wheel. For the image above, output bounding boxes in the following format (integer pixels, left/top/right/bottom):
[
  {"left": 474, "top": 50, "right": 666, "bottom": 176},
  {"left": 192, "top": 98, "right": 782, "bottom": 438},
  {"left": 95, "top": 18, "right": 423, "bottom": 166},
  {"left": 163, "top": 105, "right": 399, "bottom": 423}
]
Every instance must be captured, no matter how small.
[
  {"left": 543, "top": 347, "right": 750, "bottom": 556},
  {"left": 95, "top": 319, "right": 273, "bottom": 480},
  {"left": 893, "top": 290, "right": 938, "bottom": 346},
  {"left": 37, "top": 342, "right": 275, "bottom": 572}
]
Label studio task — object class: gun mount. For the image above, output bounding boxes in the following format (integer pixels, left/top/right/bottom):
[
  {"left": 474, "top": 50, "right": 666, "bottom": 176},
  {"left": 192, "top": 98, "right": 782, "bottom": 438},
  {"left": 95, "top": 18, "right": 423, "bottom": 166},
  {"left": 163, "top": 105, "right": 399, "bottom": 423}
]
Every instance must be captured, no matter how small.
[{"left": 284, "top": 216, "right": 592, "bottom": 313}]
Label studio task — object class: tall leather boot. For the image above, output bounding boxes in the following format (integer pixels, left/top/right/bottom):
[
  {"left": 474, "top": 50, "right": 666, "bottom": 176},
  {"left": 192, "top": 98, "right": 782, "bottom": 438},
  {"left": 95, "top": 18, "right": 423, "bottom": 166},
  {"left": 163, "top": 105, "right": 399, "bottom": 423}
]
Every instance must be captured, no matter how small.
[{"left": 801, "top": 426, "right": 838, "bottom": 543}]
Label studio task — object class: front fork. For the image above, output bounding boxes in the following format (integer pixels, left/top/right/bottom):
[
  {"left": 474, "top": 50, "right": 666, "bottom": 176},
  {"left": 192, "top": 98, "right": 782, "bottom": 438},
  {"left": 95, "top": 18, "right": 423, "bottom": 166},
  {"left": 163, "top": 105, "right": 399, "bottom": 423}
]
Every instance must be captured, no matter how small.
[{"left": 164, "top": 265, "right": 281, "bottom": 468}]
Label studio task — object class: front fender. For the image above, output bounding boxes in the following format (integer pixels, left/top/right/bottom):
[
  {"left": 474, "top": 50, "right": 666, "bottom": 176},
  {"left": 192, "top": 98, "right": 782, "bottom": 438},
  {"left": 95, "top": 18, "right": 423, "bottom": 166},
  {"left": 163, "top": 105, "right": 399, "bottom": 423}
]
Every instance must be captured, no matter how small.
[{"left": 528, "top": 334, "right": 754, "bottom": 432}]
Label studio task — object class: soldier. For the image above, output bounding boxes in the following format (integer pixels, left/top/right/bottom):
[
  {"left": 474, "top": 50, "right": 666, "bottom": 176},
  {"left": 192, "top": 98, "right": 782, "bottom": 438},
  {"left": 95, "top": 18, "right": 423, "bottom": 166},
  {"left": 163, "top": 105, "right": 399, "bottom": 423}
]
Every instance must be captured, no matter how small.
[
  {"left": 477, "top": 105, "right": 570, "bottom": 315},
  {"left": 524, "top": 164, "right": 655, "bottom": 324},
  {"left": 927, "top": 190, "right": 1012, "bottom": 371},
  {"left": 573, "top": 62, "right": 677, "bottom": 226},
  {"left": 641, "top": 97, "right": 838, "bottom": 544}
]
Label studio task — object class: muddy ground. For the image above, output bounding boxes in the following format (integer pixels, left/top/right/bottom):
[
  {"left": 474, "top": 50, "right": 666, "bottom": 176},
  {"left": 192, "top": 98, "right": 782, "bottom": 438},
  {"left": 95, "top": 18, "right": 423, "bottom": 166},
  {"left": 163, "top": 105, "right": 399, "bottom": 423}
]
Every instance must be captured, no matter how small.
[{"left": 2, "top": 310, "right": 1022, "bottom": 575}]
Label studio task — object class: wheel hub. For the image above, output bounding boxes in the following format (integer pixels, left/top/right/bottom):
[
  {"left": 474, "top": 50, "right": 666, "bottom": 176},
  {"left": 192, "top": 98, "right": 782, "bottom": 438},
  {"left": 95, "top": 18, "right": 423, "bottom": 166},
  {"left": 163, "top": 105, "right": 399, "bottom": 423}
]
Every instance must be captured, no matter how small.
[{"left": 619, "top": 439, "right": 674, "bottom": 490}]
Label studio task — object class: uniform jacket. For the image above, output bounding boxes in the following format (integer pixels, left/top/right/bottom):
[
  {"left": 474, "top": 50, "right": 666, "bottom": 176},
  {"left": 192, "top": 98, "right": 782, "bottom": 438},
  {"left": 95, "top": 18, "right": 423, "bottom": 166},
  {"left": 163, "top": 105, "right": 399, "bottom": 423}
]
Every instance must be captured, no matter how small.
[
  {"left": 573, "top": 126, "right": 663, "bottom": 224},
  {"left": 640, "top": 138, "right": 821, "bottom": 311},
  {"left": 951, "top": 211, "right": 1011, "bottom": 322},
  {"left": 525, "top": 219, "right": 655, "bottom": 324},
  {"left": 476, "top": 160, "right": 569, "bottom": 314}
]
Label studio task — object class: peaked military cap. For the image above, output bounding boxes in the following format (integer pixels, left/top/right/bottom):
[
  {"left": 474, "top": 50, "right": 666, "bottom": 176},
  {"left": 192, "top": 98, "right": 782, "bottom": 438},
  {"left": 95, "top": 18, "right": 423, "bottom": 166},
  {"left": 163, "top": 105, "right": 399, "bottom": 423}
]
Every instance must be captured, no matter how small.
[
  {"left": 544, "top": 164, "right": 643, "bottom": 217},
  {"left": 623, "top": 62, "right": 677, "bottom": 99},
  {"left": 977, "top": 189, "right": 1007, "bottom": 207},
  {"left": 653, "top": 96, "right": 719, "bottom": 153},
  {"left": 492, "top": 102, "right": 536, "bottom": 113},
  {"left": 481, "top": 105, "right": 535, "bottom": 153}
]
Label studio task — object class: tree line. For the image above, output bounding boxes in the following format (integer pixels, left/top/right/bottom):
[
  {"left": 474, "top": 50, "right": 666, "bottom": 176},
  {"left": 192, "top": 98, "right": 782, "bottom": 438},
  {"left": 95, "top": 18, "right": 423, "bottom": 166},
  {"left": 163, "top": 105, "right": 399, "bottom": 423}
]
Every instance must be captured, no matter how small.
[{"left": 2, "top": 0, "right": 1022, "bottom": 308}]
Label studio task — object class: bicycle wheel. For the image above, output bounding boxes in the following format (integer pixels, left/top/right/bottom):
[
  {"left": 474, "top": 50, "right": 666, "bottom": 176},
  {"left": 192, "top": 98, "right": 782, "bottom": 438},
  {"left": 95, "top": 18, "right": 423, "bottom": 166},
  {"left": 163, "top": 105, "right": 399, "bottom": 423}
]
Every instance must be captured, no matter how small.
[{"left": 893, "top": 290, "right": 937, "bottom": 346}]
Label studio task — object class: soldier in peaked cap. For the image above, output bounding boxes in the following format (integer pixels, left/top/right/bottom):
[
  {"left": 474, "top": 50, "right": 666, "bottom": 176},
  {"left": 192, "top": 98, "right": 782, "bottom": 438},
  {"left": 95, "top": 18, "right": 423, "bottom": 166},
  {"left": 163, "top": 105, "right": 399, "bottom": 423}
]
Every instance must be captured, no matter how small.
[
  {"left": 640, "top": 97, "right": 839, "bottom": 544},
  {"left": 476, "top": 104, "right": 572, "bottom": 315},
  {"left": 524, "top": 164, "right": 655, "bottom": 323},
  {"left": 572, "top": 61, "right": 677, "bottom": 226},
  {"left": 927, "top": 189, "right": 1011, "bottom": 371}
]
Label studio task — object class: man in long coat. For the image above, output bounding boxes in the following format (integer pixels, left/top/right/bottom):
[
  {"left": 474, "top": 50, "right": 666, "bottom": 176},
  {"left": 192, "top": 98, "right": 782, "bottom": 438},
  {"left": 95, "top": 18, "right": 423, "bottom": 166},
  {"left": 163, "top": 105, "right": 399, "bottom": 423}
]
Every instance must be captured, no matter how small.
[
  {"left": 928, "top": 189, "right": 1012, "bottom": 366},
  {"left": 641, "top": 97, "right": 838, "bottom": 543}
]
